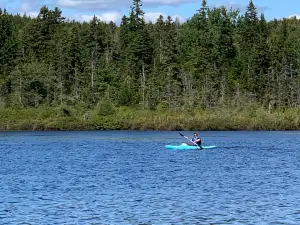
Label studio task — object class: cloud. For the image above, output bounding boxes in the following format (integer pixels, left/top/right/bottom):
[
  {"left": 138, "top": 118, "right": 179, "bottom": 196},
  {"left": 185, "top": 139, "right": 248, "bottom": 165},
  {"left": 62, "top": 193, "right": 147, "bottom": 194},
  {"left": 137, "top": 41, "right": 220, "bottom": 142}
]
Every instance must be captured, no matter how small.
[
  {"left": 72, "top": 11, "right": 122, "bottom": 23},
  {"left": 73, "top": 11, "right": 185, "bottom": 24},
  {"left": 144, "top": 12, "right": 185, "bottom": 23},
  {"left": 2, "top": 0, "right": 187, "bottom": 25},
  {"left": 144, "top": 0, "right": 196, "bottom": 6},
  {"left": 57, "top": 0, "right": 196, "bottom": 10},
  {"left": 2, "top": 0, "right": 196, "bottom": 12},
  {"left": 27, "top": 12, "right": 39, "bottom": 18},
  {"left": 288, "top": 14, "right": 300, "bottom": 19},
  {"left": 214, "top": 1, "right": 269, "bottom": 13},
  {"left": 19, "top": 0, "right": 46, "bottom": 12},
  {"left": 99, "top": 11, "right": 122, "bottom": 22},
  {"left": 56, "top": 0, "right": 126, "bottom": 10}
]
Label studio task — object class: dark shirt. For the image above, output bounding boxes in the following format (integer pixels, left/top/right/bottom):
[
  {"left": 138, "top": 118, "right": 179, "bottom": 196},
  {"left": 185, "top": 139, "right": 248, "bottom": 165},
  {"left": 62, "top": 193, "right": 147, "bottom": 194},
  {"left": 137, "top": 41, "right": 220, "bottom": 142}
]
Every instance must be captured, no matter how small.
[{"left": 192, "top": 136, "right": 201, "bottom": 145}]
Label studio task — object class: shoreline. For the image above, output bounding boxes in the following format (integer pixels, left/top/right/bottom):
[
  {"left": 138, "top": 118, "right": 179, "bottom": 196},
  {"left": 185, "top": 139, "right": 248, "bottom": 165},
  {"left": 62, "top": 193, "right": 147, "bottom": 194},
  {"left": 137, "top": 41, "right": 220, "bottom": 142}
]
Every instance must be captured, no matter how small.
[{"left": 0, "top": 106, "right": 299, "bottom": 131}]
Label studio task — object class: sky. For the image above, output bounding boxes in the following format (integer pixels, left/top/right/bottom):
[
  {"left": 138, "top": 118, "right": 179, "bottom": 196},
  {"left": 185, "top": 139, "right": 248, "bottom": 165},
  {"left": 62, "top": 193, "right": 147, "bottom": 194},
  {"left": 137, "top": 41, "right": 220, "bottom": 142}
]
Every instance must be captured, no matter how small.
[{"left": 1, "top": 0, "right": 300, "bottom": 24}]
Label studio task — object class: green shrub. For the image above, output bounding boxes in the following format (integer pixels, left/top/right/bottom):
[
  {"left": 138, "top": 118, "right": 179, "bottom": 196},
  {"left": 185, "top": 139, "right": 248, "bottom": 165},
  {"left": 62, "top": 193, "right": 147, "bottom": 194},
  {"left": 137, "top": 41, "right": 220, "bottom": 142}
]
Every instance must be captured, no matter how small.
[
  {"left": 156, "top": 101, "right": 169, "bottom": 113},
  {"left": 95, "top": 101, "right": 116, "bottom": 116},
  {"left": 92, "top": 115, "right": 120, "bottom": 130}
]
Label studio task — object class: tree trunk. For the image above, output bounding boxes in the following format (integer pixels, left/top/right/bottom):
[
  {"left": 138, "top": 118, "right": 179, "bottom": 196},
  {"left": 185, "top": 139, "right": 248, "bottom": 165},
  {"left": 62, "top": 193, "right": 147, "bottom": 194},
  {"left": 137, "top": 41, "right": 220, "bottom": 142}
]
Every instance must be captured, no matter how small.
[
  {"left": 19, "top": 77, "right": 22, "bottom": 106},
  {"left": 141, "top": 63, "right": 146, "bottom": 109}
]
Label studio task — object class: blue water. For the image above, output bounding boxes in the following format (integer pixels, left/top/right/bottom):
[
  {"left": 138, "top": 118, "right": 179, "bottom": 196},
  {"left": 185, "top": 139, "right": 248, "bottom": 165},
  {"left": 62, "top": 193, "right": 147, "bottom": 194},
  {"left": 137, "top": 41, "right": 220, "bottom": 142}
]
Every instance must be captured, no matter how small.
[{"left": 1, "top": 131, "right": 300, "bottom": 224}]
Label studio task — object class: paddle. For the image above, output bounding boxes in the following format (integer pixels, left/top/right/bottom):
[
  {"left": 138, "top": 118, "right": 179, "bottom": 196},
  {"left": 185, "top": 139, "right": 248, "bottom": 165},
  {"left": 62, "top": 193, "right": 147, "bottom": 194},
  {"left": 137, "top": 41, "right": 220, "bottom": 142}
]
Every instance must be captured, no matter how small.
[{"left": 179, "top": 132, "right": 202, "bottom": 149}]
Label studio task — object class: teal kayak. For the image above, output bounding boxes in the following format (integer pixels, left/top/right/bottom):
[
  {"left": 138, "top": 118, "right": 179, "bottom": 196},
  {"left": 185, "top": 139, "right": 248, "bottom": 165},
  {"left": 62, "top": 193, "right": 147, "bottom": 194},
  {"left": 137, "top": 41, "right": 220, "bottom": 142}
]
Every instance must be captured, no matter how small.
[{"left": 165, "top": 143, "right": 216, "bottom": 150}]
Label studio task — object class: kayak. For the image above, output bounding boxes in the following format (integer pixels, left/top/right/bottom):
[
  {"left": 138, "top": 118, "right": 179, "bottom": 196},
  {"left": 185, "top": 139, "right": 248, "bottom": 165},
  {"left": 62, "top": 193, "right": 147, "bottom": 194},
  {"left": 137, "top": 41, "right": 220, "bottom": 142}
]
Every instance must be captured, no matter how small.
[{"left": 165, "top": 143, "right": 216, "bottom": 150}]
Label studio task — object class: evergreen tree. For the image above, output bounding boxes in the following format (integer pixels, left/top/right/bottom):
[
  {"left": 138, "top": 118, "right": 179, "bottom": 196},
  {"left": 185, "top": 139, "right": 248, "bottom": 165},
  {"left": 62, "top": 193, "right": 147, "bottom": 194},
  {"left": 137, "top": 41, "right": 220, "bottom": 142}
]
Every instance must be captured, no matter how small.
[{"left": 1, "top": 0, "right": 300, "bottom": 111}]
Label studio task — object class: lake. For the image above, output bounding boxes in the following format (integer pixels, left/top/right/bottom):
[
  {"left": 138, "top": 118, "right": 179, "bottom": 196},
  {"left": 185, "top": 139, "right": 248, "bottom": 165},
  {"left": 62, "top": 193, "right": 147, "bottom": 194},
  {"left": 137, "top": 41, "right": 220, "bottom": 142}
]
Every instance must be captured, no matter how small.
[{"left": 1, "top": 131, "right": 300, "bottom": 224}]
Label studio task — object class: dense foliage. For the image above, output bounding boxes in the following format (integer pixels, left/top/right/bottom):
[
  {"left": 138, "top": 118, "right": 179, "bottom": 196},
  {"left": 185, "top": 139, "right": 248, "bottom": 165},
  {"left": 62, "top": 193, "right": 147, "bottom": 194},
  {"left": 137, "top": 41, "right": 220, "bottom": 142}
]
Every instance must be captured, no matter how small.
[{"left": 0, "top": 0, "right": 300, "bottom": 130}]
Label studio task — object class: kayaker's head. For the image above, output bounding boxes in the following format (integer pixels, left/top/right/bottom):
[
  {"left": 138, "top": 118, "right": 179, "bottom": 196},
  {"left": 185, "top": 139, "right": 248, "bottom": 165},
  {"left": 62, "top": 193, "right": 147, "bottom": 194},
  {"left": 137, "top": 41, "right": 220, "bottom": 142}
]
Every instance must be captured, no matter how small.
[{"left": 194, "top": 132, "right": 198, "bottom": 137}]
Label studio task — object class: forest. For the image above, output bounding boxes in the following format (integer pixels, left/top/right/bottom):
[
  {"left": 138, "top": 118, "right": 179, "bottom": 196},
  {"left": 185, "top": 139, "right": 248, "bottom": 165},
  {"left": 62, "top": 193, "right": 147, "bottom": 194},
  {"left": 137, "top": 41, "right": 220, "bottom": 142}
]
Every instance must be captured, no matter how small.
[{"left": 0, "top": 0, "right": 300, "bottom": 130}]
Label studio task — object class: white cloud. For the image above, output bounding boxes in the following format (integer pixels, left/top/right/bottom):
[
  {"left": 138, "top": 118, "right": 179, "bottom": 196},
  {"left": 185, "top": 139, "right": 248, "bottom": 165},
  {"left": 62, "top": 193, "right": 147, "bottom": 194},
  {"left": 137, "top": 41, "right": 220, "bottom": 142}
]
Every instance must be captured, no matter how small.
[
  {"left": 56, "top": 0, "right": 195, "bottom": 10},
  {"left": 73, "top": 11, "right": 122, "bottom": 23},
  {"left": 3, "top": 0, "right": 187, "bottom": 25},
  {"left": 57, "top": 0, "right": 129, "bottom": 10},
  {"left": 172, "top": 14, "right": 185, "bottom": 23},
  {"left": 74, "top": 11, "right": 185, "bottom": 24},
  {"left": 22, "top": 11, "right": 39, "bottom": 18},
  {"left": 288, "top": 14, "right": 300, "bottom": 19},
  {"left": 100, "top": 11, "right": 122, "bottom": 22},
  {"left": 215, "top": 1, "right": 269, "bottom": 13},
  {"left": 144, "top": 12, "right": 164, "bottom": 23},
  {"left": 28, "top": 12, "right": 39, "bottom": 18},
  {"left": 144, "top": 12, "right": 185, "bottom": 23},
  {"left": 144, "top": 0, "right": 196, "bottom": 6}
]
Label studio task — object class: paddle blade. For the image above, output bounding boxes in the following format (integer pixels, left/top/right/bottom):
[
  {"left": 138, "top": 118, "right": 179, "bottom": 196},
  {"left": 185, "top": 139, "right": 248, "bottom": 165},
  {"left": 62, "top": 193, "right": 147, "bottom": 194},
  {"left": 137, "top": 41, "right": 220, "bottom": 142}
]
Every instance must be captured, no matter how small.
[{"left": 178, "top": 132, "right": 184, "bottom": 137}]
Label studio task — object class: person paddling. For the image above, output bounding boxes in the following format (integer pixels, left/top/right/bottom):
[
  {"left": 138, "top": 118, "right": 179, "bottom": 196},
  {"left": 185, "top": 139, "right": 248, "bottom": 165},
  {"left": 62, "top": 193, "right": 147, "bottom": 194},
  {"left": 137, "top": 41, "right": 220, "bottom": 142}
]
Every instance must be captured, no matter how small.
[
  {"left": 184, "top": 132, "right": 202, "bottom": 148},
  {"left": 192, "top": 132, "right": 202, "bottom": 147}
]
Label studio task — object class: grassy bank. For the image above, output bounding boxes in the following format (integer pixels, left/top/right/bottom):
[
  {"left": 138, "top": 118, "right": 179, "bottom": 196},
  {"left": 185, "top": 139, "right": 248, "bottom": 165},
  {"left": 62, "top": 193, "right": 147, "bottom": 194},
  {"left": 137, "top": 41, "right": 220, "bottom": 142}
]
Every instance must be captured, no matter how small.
[{"left": 0, "top": 103, "right": 299, "bottom": 131}]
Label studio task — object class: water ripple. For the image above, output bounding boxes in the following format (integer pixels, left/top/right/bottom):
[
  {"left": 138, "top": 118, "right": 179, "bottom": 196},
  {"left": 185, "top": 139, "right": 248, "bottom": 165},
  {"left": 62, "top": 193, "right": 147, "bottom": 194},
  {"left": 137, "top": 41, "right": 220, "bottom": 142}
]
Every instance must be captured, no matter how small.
[{"left": 0, "top": 131, "right": 300, "bottom": 224}]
